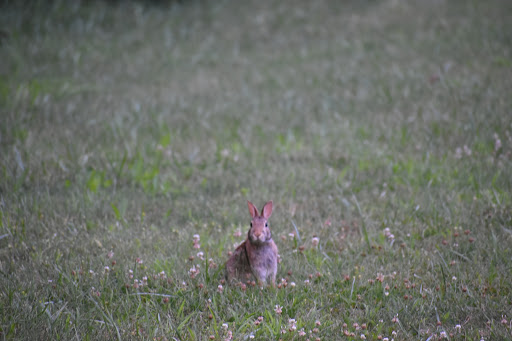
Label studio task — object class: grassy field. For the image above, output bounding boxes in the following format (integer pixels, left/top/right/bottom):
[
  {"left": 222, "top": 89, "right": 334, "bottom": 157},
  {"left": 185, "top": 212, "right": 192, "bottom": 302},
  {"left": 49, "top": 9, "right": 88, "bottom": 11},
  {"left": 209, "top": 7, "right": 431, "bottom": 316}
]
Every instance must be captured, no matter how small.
[{"left": 1, "top": 0, "right": 512, "bottom": 340}]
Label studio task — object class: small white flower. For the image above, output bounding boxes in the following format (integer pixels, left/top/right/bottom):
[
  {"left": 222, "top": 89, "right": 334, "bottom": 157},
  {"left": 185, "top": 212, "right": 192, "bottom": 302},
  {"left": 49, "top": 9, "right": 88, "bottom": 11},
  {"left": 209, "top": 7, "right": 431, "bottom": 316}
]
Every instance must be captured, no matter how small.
[
  {"left": 193, "top": 234, "right": 200, "bottom": 242},
  {"left": 360, "top": 335, "right": 366, "bottom": 340},
  {"left": 104, "top": 266, "right": 110, "bottom": 273},
  {"left": 290, "top": 282, "right": 296, "bottom": 288},
  {"left": 455, "top": 147, "right": 462, "bottom": 159},
  {"left": 440, "top": 331, "right": 447, "bottom": 338},
  {"left": 189, "top": 265, "right": 199, "bottom": 278},
  {"left": 495, "top": 138, "right": 502, "bottom": 151},
  {"left": 312, "top": 237, "right": 320, "bottom": 247},
  {"left": 288, "top": 318, "right": 297, "bottom": 331},
  {"left": 463, "top": 145, "right": 472, "bottom": 156},
  {"left": 274, "top": 305, "right": 283, "bottom": 315},
  {"left": 222, "top": 323, "right": 228, "bottom": 330},
  {"left": 452, "top": 276, "right": 457, "bottom": 281}
]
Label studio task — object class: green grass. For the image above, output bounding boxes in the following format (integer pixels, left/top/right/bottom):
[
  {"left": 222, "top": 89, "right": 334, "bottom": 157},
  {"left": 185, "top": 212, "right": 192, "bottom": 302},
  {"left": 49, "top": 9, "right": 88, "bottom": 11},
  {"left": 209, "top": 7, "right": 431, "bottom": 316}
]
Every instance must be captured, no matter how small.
[{"left": 1, "top": 0, "right": 512, "bottom": 340}]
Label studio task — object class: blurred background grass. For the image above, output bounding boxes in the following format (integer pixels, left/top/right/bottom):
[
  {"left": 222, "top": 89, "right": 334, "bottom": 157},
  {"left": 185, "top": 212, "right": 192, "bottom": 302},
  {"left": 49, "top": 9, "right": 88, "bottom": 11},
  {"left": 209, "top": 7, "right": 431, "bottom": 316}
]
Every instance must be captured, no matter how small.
[{"left": 1, "top": 0, "right": 511, "bottom": 339}]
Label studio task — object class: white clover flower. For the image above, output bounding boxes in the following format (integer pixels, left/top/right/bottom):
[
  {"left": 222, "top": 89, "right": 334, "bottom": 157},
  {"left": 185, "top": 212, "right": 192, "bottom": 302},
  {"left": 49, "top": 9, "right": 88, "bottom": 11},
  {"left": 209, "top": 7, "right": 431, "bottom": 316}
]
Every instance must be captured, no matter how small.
[
  {"left": 463, "top": 145, "right": 472, "bottom": 156},
  {"left": 288, "top": 318, "right": 297, "bottom": 331},
  {"left": 312, "top": 237, "right": 320, "bottom": 247},
  {"left": 455, "top": 147, "right": 462, "bottom": 158},
  {"left": 495, "top": 135, "right": 502, "bottom": 151},
  {"left": 189, "top": 265, "right": 199, "bottom": 278}
]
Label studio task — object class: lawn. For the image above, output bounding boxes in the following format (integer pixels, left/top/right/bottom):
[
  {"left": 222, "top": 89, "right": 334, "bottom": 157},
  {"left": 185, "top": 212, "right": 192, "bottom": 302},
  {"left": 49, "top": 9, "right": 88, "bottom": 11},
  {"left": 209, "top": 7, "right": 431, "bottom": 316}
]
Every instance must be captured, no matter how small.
[{"left": 1, "top": 0, "right": 512, "bottom": 340}]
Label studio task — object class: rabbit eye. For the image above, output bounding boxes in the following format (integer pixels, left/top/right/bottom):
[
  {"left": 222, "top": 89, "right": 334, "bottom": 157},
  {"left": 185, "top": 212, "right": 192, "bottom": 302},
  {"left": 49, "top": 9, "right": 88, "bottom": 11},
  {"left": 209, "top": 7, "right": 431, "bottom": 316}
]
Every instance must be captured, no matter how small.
[
  {"left": 250, "top": 222, "right": 253, "bottom": 227},
  {"left": 265, "top": 223, "right": 268, "bottom": 227}
]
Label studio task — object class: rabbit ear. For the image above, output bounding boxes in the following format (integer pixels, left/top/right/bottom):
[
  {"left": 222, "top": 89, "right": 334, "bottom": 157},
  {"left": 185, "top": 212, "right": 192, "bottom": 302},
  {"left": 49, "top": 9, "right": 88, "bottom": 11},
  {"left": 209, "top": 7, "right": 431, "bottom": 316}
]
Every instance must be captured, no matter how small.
[
  {"left": 262, "top": 201, "right": 273, "bottom": 219},
  {"left": 247, "top": 200, "right": 259, "bottom": 218}
]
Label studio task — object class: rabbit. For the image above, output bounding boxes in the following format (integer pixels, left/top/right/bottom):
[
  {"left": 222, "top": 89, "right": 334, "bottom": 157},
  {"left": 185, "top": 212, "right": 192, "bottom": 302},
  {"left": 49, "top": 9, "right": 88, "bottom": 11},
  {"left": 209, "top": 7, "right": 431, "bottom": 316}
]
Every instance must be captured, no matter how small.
[{"left": 226, "top": 200, "right": 278, "bottom": 287}]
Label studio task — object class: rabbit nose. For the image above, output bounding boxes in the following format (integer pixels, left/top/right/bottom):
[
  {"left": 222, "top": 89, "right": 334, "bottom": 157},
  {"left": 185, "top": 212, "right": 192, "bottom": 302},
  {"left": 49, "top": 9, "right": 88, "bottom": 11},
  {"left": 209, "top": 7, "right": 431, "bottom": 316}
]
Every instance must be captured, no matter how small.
[{"left": 253, "top": 231, "right": 261, "bottom": 237}]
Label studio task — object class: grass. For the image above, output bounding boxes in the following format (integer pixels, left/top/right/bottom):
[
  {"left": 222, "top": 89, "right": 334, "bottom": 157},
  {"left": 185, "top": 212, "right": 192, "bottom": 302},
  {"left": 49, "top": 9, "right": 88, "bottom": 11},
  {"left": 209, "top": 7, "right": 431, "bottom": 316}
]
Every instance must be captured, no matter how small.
[{"left": 1, "top": 0, "right": 512, "bottom": 340}]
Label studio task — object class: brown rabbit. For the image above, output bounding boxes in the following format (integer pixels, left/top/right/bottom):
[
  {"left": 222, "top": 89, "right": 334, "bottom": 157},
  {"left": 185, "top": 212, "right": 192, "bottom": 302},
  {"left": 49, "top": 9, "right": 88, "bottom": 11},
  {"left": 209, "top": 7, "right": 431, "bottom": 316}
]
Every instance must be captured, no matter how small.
[{"left": 226, "top": 200, "right": 278, "bottom": 287}]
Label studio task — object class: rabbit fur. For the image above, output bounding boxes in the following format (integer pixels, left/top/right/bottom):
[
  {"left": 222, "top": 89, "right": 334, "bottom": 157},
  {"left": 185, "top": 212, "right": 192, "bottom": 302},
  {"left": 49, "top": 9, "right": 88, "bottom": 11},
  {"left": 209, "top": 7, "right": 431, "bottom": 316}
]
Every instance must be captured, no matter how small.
[{"left": 226, "top": 200, "right": 278, "bottom": 287}]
